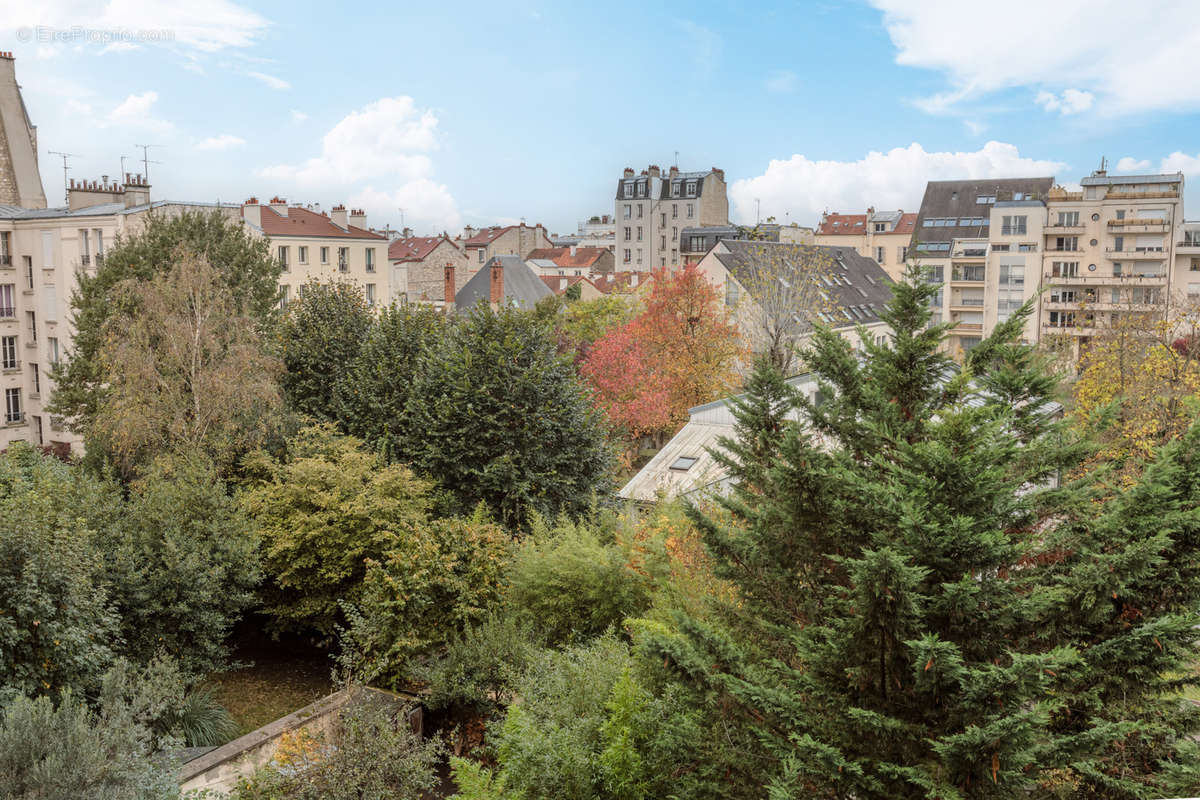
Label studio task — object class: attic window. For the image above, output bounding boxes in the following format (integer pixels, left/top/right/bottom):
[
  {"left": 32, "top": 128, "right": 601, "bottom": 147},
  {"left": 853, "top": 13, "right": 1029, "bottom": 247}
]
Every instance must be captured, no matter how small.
[
  {"left": 670, "top": 456, "right": 699, "bottom": 472},
  {"left": 856, "top": 286, "right": 868, "bottom": 297}
]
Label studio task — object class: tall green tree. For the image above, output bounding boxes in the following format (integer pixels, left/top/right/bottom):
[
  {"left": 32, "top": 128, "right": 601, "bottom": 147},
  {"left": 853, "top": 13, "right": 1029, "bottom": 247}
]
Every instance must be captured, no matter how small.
[
  {"left": 404, "top": 304, "right": 612, "bottom": 529},
  {"left": 653, "top": 273, "right": 1200, "bottom": 798},
  {"left": 335, "top": 301, "right": 445, "bottom": 459},
  {"left": 49, "top": 210, "right": 280, "bottom": 438},
  {"left": 276, "top": 280, "right": 373, "bottom": 422}
]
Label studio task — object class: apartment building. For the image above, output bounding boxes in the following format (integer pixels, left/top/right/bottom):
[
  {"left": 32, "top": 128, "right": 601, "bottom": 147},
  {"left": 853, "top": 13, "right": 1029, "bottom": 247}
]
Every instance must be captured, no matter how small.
[
  {"left": 909, "top": 177, "right": 1056, "bottom": 357},
  {"left": 456, "top": 223, "right": 553, "bottom": 268},
  {"left": 241, "top": 199, "right": 388, "bottom": 309},
  {"left": 388, "top": 233, "right": 469, "bottom": 307},
  {"left": 680, "top": 223, "right": 815, "bottom": 263},
  {"left": 525, "top": 245, "right": 615, "bottom": 277},
  {"left": 615, "top": 164, "right": 729, "bottom": 271},
  {"left": 552, "top": 215, "right": 616, "bottom": 253},
  {"left": 1039, "top": 171, "right": 1185, "bottom": 360},
  {"left": 814, "top": 208, "right": 917, "bottom": 282}
]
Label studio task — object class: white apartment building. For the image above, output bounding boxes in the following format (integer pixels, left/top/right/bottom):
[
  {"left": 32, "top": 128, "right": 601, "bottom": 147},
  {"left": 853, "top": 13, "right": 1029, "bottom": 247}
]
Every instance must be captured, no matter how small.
[{"left": 615, "top": 164, "right": 729, "bottom": 271}]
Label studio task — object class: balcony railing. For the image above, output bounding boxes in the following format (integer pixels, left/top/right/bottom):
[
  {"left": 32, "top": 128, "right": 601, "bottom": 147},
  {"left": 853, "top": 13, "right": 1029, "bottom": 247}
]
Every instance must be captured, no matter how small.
[
  {"left": 338, "top": 260, "right": 349, "bottom": 273},
  {"left": 5, "top": 411, "right": 24, "bottom": 425},
  {"left": 0, "top": 255, "right": 10, "bottom": 266},
  {"left": 0, "top": 307, "right": 15, "bottom": 319},
  {"left": 1043, "top": 272, "right": 1166, "bottom": 285},
  {"left": 80, "top": 254, "right": 90, "bottom": 266},
  {"left": 953, "top": 298, "right": 985, "bottom": 307},
  {"left": 1108, "top": 218, "right": 1168, "bottom": 228}
]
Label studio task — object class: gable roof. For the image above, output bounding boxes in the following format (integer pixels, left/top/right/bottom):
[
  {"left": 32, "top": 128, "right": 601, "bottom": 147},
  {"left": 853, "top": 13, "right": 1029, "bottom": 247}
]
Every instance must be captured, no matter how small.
[
  {"left": 456, "top": 255, "right": 553, "bottom": 310},
  {"left": 712, "top": 241, "right": 894, "bottom": 330},
  {"left": 525, "top": 246, "right": 610, "bottom": 269},
  {"left": 257, "top": 205, "right": 386, "bottom": 240},
  {"left": 389, "top": 234, "right": 456, "bottom": 261},
  {"left": 817, "top": 211, "right": 917, "bottom": 236},
  {"left": 911, "top": 177, "right": 1055, "bottom": 248}
]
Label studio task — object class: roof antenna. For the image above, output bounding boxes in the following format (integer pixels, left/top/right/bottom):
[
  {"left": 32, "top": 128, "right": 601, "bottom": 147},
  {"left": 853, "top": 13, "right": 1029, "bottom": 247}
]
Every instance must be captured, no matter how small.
[{"left": 47, "top": 151, "right": 77, "bottom": 204}]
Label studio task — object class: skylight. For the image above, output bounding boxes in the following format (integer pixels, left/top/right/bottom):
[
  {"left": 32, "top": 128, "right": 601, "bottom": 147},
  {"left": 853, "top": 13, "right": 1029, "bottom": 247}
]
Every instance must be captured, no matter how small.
[{"left": 670, "top": 456, "right": 699, "bottom": 472}]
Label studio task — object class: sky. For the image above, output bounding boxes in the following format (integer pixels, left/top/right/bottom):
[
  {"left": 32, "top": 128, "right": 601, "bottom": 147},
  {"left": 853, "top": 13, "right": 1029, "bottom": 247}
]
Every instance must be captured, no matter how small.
[{"left": 3, "top": 0, "right": 1200, "bottom": 236}]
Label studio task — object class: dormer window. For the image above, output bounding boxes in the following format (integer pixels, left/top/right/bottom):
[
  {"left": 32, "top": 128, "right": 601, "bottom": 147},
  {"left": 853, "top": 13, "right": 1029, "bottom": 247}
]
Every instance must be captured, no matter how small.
[
  {"left": 671, "top": 181, "right": 680, "bottom": 197},
  {"left": 623, "top": 183, "right": 633, "bottom": 199},
  {"left": 685, "top": 181, "right": 697, "bottom": 197}
]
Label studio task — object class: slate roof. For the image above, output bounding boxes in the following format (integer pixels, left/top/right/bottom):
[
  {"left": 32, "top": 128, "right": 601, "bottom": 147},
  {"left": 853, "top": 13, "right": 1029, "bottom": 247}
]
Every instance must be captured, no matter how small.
[
  {"left": 615, "top": 168, "right": 718, "bottom": 201},
  {"left": 712, "top": 241, "right": 893, "bottom": 330},
  {"left": 456, "top": 255, "right": 553, "bottom": 310},
  {"left": 257, "top": 206, "right": 385, "bottom": 240},
  {"left": 910, "top": 177, "right": 1055, "bottom": 249},
  {"left": 0, "top": 200, "right": 239, "bottom": 219}
]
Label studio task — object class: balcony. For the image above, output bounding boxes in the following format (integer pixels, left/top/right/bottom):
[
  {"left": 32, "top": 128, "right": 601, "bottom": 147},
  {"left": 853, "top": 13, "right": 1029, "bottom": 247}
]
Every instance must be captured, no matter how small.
[
  {"left": 1105, "top": 247, "right": 1165, "bottom": 260},
  {"left": 1107, "top": 219, "right": 1169, "bottom": 232},
  {"left": 1042, "top": 301, "right": 1157, "bottom": 313},
  {"left": 1041, "top": 324, "right": 1098, "bottom": 337},
  {"left": 0, "top": 307, "right": 14, "bottom": 321},
  {"left": 1048, "top": 188, "right": 1083, "bottom": 201},
  {"left": 1177, "top": 239, "right": 1200, "bottom": 254},
  {"left": 1043, "top": 271, "right": 1167, "bottom": 285},
  {"left": 951, "top": 321, "right": 984, "bottom": 333},
  {"left": 1105, "top": 189, "right": 1179, "bottom": 200},
  {"left": 1044, "top": 224, "right": 1086, "bottom": 234},
  {"left": 951, "top": 248, "right": 988, "bottom": 258}
]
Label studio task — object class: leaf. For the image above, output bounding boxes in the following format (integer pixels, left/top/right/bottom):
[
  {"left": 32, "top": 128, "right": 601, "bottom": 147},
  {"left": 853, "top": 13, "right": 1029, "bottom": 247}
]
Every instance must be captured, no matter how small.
[
  {"left": 925, "top": 656, "right": 934, "bottom": 672},
  {"left": 991, "top": 752, "right": 999, "bottom": 783}
]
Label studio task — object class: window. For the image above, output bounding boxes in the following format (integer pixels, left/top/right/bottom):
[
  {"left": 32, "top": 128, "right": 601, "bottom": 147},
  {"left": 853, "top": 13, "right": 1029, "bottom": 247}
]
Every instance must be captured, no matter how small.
[
  {"left": 320, "top": 247, "right": 329, "bottom": 264},
  {"left": 279, "top": 284, "right": 290, "bottom": 310},
  {"left": 689, "top": 235, "right": 706, "bottom": 252},
  {"left": 687, "top": 204, "right": 694, "bottom": 219},
  {"left": 0, "top": 284, "right": 13, "bottom": 317},
  {"left": 48, "top": 337, "right": 58, "bottom": 364},
  {"left": 299, "top": 284, "right": 307, "bottom": 299},
  {"left": 366, "top": 284, "right": 376, "bottom": 306},
  {"left": 636, "top": 205, "right": 643, "bottom": 219},
  {"left": 1053, "top": 236, "right": 1078, "bottom": 251},
  {"left": 685, "top": 181, "right": 697, "bottom": 197},
  {"left": 29, "top": 363, "right": 38, "bottom": 396},
  {"left": 79, "top": 230, "right": 90, "bottom": 264},
  {"left": 660, "top": 213, "right": 666, "bottom": 226},
  {"left": 623, "top": 184, "right": 633, "bottom": 199},
  {"left": 1113, "top": 236, "right": 1124, "bottom": 252},
  {"left": 874, "top": 246, "right": 885, "bottom": 263},
  {"left": 636, "top": 227, "right": 643, "bottom": 242},
  {"left": 1115, "top": 210, "right": 1126, "bottom": 220},
  {"left": 1051, "top": 261, "right": 1079, "bottom": 278},
  {"left": 478, "top": 249, "right": 485, "bottom": 263},
  {"left": 0, "top": 231, "right": 9, "bottom": 264},
  {"left": 725, "top": 279, "right": 739, "bottom": 307},
  {"left": 1018, "top": 243, "right": 1037, "bottom": 252},
  {"left": 1192, "top": 258, "right": 1200, "bottom": 272},
  {"left": 338, "top": 247, "right": 349, "bottom": 272},
  {"left": 672, "top": 227, "right": 677, "bottom": 240},
  {"left": 1112, "top": 262, "right": 1123, "bottom": 276},
  {"left": 1001, "top": 215, "right": 1027, "bottom": 235},
  {"left": 366, "top": 248, "right": 375, "bottom": 273},
  {"left": 1050, "top": 288, "right": 1076, "bottom": 303},
  {"left": 671, "top": 182, "right": 680, "bottom": 198},
  {"left": 1057, "top": 211, "right": 1080, "bottom": 226},
  {"left": 874, "top": 222, "right": 886, "bottom": 232},
  {"left": 26, "top": 311, "right": 35, "bottom": 343},
  {"left": 636, "top": 248, "right": 642, "bottom": 265},
  {"left": 976, "top": 195, "right": 996, "bottom": 204},
  {"left": 298, "top": 246, "right": 308, "bottom": 264},
  {"left": 1013, "top": 192, "right": 1026, "bottom": 201},
  {"left": 277, "top": 246, "right": 289, "bottom": 271},
  {"left": 1, "top": 336, "right": 15, "bottom": 369},
  {"left": 952, "top": 264, "right": 986, "bottom": 282},
  {"left": 672, "top": 204, "right": 678, "bottom": 219},
  {"left": 622, "top": 204, "right": 631, "bottom": 219},
  {"left": 1189, "top": 282, "right": 1200, "bottom": 298},
  {"left": 23, "top": 256, "right": 32, "bottom": 289},
  {"left": 5, "top": 387, "right": 20, "bottom": 424},
  {"left": 996, "top": 263, "right": 1025, "bottom": 321},
  {"left": 94, "top": 229, "right": 104, "bottom": 260},
  {"left": 670, "top": 455, "right": 698, "bottom": 471},
  {"left": 624, "top": 227, "right": 631, "bottom": 242},
  {"left": 660, "top": 236, "right": 666, "bottom": 250},
  {"left": 32, "top": 415, "right": 41, "bottom": 445},
  {"left": 623, "top": 249, "right": 631, "bottom": 264}
]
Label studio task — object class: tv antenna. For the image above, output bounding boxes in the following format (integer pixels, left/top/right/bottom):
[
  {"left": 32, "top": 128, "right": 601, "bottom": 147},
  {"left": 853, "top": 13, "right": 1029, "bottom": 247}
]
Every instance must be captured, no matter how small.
[
  {"left": 398, "top": 208, "right": 405, "bottom": 229},
  {"left": 134, "top": 144, "right": 162, "bottom": 184},
  {"left": 47, "top": 151, "right": 77, "bottom": 204}
]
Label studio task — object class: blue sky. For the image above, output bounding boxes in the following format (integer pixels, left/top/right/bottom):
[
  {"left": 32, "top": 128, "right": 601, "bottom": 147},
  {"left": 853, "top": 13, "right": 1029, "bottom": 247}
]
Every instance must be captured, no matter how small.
[{"left": 5, "top": 0, "right": 1200, "bottom": 234}]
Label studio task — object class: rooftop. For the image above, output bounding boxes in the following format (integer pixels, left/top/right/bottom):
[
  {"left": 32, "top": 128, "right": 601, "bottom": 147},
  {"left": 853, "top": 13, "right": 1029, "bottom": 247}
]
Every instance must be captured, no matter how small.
[
  {"left": 389, "top": 234, "right": 456, "bottom": 261},
  {"left": 1079, "top": 172, "right": 1184, "bottom": 187},
  {"left": 456, "top": 255, "right": 553, "bottom": 310},
  {"left": 254, "top": 205, "right": 385, "bottom": 240},
  {"left": 525, "top": 246, "right": 611, "bottom": 269}
]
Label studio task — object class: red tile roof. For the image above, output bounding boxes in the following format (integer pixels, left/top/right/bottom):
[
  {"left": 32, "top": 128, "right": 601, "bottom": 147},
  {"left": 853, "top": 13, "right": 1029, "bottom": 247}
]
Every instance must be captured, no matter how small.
[
  {"left": 257, "top": 205, "right": 386, "bottom": 240},
  {"left": 817, "top": 212, "right": 917, "bottom": 236},
  {"left": 460, "top": 223, "right": 547, "bottom": 248},
  {"left": 589, "top": 271, "right": 636, "bottom": 294},
  {"left": 526, "top": 246, "right": 610, "bottom": 269},
  {"left": 388, "top": 234, "right": 457, "bottom": 261}
]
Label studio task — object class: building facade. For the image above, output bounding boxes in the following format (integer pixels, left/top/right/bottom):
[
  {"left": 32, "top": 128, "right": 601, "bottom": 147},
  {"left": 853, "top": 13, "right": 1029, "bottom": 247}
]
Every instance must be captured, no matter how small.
[
  {"left": 814, "top": 208, "right": 916, "bottom": 282},
  {"left": 388, "top": 233, "right": 470, "bottom": 308},
  {"left": 615, "top": 165, "right": 729, "bottom": 271},
  {"left": 680, "top": 223, "right": 814, "bottom": 263},
  {"left": 241, "top": 199, "right": 388, "bottom": 309},
  {"left": 456, "top": 223, "right": 553, "bottom": 268},
  {"left": 524, "top": 245, "right": 614, "bottom": 277}
]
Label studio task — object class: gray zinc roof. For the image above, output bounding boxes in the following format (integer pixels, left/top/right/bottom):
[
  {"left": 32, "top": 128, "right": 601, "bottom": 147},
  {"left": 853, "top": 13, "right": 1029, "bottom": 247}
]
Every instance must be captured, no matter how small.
[
  {"left": 1079, "top": 172, "right": 1183, "bottom": 186},
  {"left": 456, "top": 255, "right": 553, "bottom": 311},
  {"left": 911, "top": 176, "right": 1056, "bottom": 248}
]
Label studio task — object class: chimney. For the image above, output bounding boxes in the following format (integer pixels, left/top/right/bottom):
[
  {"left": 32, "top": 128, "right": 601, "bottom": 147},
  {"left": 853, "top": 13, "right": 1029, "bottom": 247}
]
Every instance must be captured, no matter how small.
[
  {"left": 402, "top": 226, "right": 413, "bottom": 238},
  {"left": 444, "top": 263, "right": 456, "bottom": 307},
  {"left": 462, "top": 225, "right": 476, "bottom": 240},
  {"left": 668, "top": 165, "right": 679, "bottom": 178},
  {"left": 629, "top": 272, "right": 639, "bottom": 287},
  {"left": 331, "top": 204, "right": 348, "bottom": 229},
  {"left": 242, "top": 197, "right": 262, "bottom": 228},
  {"left": 349, "top": 208, "right": 367, "bottom": 230},
  {"left": 647, "top": 164, "right": 661, "bottom": 178},
  {"left": 122, "top": 173, "right": 150, "bottom": 208},
  {"left": 269, "top": 196, "right": 288, "bottom": 218},
  {"left": 623, "top": 167, "right": 635, "bottom": 178},
  {"left": 489, "top": 260, "right": 504, "bottom": 305},
  {"left": 570, "top": 244, "right": 577, "bottom": 257},
  {"left": 711, "top": 167, "right": 724, "bottom": 181}
]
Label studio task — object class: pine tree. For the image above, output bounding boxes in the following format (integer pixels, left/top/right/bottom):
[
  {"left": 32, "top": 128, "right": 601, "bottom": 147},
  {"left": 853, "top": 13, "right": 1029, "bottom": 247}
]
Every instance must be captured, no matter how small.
[{"left": 651, "top": 271, "right": 1200, "bottom": 798}]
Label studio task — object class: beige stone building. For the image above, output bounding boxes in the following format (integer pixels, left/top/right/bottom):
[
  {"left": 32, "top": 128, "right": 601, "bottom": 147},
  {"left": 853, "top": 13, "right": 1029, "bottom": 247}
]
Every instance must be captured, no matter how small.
[
  {"left": 240, "top": 199, "right": 388, "bottom": 309},
  {"left": 814, "top": 209, "right": 916, "bottom": 282},
  {"left": 615, "top": 165, "right": 729, "bottom": 271},
  {"left": 679, "top": 223, "right": 814, "bottom": 263},
  {"left": 456, "top": 223, "right": 552, "bottom": 268},
  {"left": 524, "top": 245, "right": 614, "bottom": 277},
  {"left": 388, "top": 233, "right": 469, "bottom": 308},
  {"left": 0, "top": 51, "right": 46, "bottom": 209}
]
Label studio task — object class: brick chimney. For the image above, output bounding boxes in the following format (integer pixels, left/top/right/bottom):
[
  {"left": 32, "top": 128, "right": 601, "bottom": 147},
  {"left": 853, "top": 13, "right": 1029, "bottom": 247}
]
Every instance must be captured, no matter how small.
[
  {"left": 122, "top": 173, "right": 150, "bottom": 208},
  {"left": 349, "top": 208, "right": 366, "bottom": 230},
  {"left": 402, "top": 226, "right": 413, "bottom": 238},
  {"left": 269, "top": 196, "right": 288, "bottom": 218},
  {"left": 242, "top": 197, "right": 262, "bottom": 228},
  {"left": 331, "top": 204, "right": 348, "bottom": 229},
  {"left": 623, "top": 167, "right": 635, "bottom": 178},
  {"left": 489, "top": 261, "right": 504, "bottom": 305},
  {"left": 647, "top": 164, "right": 661, "bottom": 178},
  {"left": 444, "top": 263, "right": 456, "bottom": 307},
  {"left": 668, "top": 165, "right": 679, "bottom": 178},
  {"left": 68, "top": 176, "right": 124, "bottom": 210}
]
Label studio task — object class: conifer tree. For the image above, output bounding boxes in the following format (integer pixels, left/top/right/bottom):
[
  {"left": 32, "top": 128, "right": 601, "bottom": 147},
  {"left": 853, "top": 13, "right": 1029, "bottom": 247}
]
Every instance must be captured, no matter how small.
[{"left": 654, "top": 269, "right": 1200, "bottom": 798}]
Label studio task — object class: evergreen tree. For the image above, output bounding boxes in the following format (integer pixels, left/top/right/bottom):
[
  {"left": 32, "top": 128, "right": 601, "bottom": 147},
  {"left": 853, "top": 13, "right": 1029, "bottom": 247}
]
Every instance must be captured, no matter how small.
[{"left": 652, "top": 271, "right": 1200, "bottom": 798}]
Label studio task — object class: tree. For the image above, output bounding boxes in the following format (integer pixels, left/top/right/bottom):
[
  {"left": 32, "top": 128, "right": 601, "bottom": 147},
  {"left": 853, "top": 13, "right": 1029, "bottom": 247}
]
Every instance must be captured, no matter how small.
[
  {"left": 91, "top": 251, "right": 282, "bottom": 477},
  {"left": 49, "top": 210, "right": 280, "bottom": 438},
  {"left": 238, "top": 425, "right": 437, "bottom": 637},
  {"left": 334, "top": 301, "right": 445, "bottom": 460},
  {"left": 582, "top": 265, "right": 741, "bottom": 447},
  {"left": 560, "top": 294, "right": 638, "bottom": 359},
  {"left": 403, "top": 304, "right": 612, "bottom": 529},
  {"left": 648, "top": 277, "right": 1200, "bottom": 798},
  {"left": 277, "top": 281, "right": 373, "bottom": 422},
  {"left": 0, "top": 444, "right": 120, "bottom": 699},
  {"left": 1072, "top": 292, "right": 1200, "bottom": 482},
  {"left": 340, "top": 509, "right": 513, "bottom": 689},
  {"left": 101, "top": 451, "right": 261, "bottom": 677}
]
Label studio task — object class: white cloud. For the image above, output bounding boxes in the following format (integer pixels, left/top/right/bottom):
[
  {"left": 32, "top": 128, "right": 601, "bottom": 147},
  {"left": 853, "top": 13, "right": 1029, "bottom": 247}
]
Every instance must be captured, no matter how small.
[
  {"left": 1035, "top": 88, "right": 1094, "bottom": 115},
  {"left": 676, "top": 19, "right": 721, "bottom": 76},
  {"left": 729, "top": 141, "right": 1066, "bottom": 226},
  {"left": 870, "top": 0, "right": 1200, "bottom": 115},
  {"left": 196, "top": 134, "right": 246, "bottom": 151},
  {"left": 247, "top": 71, "right": 290, "bottom": 90},
  {"left": 290, "top": 109, "right": 308, "bottom": 123},
  {"left": 1158, "top": 151, "right": 1200, "bottom": 175},
  {"left": 1116, "top": 157, "right": 1152, "bottom": 172},
  {"left": 104, "top": 90, "right": 173, "bottom": 133},
  {"left": 0, "top": 0, "right": 270, "bottom": 53},
  {"left": 257, "top": 96, "right": 460, "bottom": 232},
  {"left": 963, "top": 119, "right": 986, "bottom": 136},
  {"left": 765, "top": 70, "right": 799, "bottom": 95}
]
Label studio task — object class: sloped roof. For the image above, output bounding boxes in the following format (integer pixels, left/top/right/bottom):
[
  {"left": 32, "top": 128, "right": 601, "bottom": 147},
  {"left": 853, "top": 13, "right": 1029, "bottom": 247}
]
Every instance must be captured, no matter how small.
[
  {"left": 713, "top": 241, "right": 893, "bottom": 330},
  {"left": 911, "top": 177, "right": 1055, "bottom": 247},
  {"left": 389, "top": 235, "right": 456, "bottom": 261},
  {"left": 817, "top": 211, "right": 916, "bottom": 236},
  {"left": 456, "top": 255, "right": 553, "bottom": 310},
  {"left": 525, "top": 246, "right": 609, "bottom": 269},
  {"left": 257, "top": 206, "right": 385, "bottom": 240}
]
